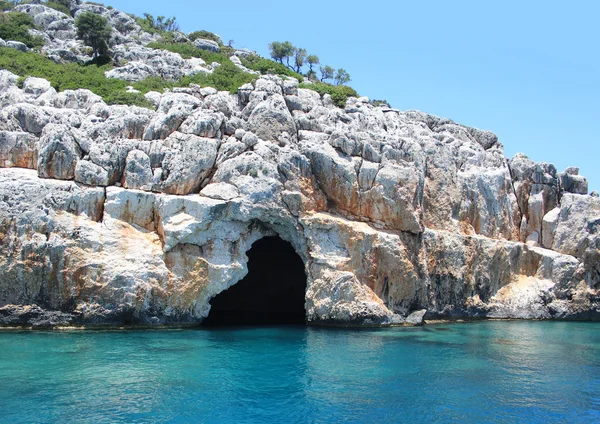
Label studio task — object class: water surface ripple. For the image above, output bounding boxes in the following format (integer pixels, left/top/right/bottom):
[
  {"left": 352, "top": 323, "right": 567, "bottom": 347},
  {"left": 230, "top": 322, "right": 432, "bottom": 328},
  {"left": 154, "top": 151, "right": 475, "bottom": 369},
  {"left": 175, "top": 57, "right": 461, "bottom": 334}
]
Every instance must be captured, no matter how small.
[{"left": 0, "top": 321, "right": 598, "bottom": 423}]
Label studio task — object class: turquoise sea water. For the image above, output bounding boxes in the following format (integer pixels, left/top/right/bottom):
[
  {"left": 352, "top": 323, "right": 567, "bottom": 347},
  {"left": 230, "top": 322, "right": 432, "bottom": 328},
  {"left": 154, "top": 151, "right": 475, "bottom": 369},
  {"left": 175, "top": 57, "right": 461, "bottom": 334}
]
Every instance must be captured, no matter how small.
[{"left": 0, "top": 321, "right": 598, "bottom": 423}]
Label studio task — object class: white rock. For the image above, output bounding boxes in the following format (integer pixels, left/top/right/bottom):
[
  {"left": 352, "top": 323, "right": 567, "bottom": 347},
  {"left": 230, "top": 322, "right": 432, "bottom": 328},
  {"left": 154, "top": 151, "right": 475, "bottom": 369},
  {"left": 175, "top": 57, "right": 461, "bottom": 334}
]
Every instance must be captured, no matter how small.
[
  {"left": 194, "top": 38, "right": 220, "bottom": 52},
  {"left": 37, "top": 124, "right": 83, "bottom": 180},
  {"left": 7, "top": 41, "right": 27, "bottom": 51},
  {"left": 23, "top": 77, "right": 52, "bottom": 97}
]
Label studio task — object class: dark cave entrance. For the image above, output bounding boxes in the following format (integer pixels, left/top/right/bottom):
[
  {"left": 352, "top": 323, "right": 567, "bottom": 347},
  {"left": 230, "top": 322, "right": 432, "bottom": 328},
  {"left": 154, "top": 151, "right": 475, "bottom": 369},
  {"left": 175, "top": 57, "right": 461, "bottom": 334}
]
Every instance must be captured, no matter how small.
[{"left": 202, "top": 236, "right": 307, "bottom": 326}]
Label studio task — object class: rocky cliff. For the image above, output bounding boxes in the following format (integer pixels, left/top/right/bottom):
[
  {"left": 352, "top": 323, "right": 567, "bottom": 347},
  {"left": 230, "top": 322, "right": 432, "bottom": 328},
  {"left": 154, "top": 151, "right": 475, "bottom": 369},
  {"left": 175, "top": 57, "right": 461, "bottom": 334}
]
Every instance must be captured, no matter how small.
[{"left": 0, "top": 1, "right": 598, "bottom": 326}]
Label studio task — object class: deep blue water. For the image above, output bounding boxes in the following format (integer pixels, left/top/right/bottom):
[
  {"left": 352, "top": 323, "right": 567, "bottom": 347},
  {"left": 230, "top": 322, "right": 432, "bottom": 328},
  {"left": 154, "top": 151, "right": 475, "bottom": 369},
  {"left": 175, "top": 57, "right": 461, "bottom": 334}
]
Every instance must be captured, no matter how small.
[{"left": 0, "top": 321, "right": 598, "bottom": 423}]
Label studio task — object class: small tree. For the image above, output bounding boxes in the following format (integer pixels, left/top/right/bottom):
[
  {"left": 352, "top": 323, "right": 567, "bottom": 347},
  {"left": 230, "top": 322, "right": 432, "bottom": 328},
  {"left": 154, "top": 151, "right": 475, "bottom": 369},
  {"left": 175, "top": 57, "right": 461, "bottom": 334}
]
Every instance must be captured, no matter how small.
[
  {"left": 156, "top": 16, "right": 179, "bottom": 32},
  {"left": 319, "top": 65, "right": 334, "bottom": 82},
  {"left": 141, "top": 13, "right": 179, "bottom": 33},
  {"left": 334, "top": 68, "right": 351, "bottom": 85},
  {"left": 307, "top": 54, "right": 319, "bottom": 73},
  {"left": 268, "top": 41, "right": 294, "bottom": 67},
  {"left": 293, "top": 47, "right": 307, "bottom": 73},
  {"left": 75, "top": 12, "right": 112, "bottom": 58}
]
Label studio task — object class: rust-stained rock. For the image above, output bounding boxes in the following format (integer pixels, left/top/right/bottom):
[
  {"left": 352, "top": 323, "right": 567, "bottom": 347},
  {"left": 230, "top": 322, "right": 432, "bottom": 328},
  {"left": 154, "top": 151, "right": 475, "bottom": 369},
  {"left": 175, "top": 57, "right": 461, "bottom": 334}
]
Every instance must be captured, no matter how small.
[{"left": 0, "top": 72, "right": 598, "bottom": 327}]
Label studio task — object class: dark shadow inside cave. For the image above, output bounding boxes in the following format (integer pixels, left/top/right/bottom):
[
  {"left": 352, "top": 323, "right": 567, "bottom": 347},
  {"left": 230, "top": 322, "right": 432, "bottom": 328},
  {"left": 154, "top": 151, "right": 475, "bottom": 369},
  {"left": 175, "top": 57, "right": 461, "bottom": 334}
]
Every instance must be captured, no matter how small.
[{"left": 202, "top": 236, "right": 307, "bottom": 326}]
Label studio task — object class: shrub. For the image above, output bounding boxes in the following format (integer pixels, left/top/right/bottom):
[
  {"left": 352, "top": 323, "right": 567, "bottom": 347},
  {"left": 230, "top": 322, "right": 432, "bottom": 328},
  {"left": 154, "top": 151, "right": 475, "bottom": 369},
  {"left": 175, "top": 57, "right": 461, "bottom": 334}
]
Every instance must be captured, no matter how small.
[
  {"left": 43, "top": 2, "right": 71, "bottom": 16},
  {"left": 299, "top": 81, "right": 358, "bottom": 108},
  {"left": 241, "top": 56, "right": 304, "bottom": 82},
  {"left": 0, "top": 1, "right": 13, "bottom": 11},
  {"left": 136, "top": 13, "right": 179, "bottom": 34},
  {"left": 188, "top": 30, "right": 222, "bottom": 45},
  {"left": 146, "top": 41, "right": 229, "bottom": 65},
  {"left": 103, "top": 91, "right": 154, "bottom": 109},
  {"left": 0, "top": 11, "right": 44, "bottom": 48},
  {"left": 370, "top": 99, "right": 391, "bottom": 108},
  {"left": 178, "top": 61, "right": 257, "bottom": 94},
  {"left": 75, "top": 11, "right": 111, "bottom": 58},
  {"left": 0, "top": 47, "right": 129, "bottom": 98},
  {"left": 132, "top": 76, "right": 174, "bottom": 93},
  {"left": 0, "top": 46, "right": 256, "bottom": 110}
]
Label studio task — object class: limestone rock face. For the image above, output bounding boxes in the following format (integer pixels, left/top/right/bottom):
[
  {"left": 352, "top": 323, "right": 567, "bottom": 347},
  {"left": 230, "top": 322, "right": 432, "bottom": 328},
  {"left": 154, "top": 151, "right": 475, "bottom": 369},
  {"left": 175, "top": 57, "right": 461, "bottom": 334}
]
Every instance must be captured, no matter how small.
[
  {"left": 194, "top": 38, "right": 220, "bottom": 52},
  {"left": 37, "top": 124, "right": 83, "bottom": 180},
  {"left": 0, "top": 67, "right": 598, "bottom": 326}
]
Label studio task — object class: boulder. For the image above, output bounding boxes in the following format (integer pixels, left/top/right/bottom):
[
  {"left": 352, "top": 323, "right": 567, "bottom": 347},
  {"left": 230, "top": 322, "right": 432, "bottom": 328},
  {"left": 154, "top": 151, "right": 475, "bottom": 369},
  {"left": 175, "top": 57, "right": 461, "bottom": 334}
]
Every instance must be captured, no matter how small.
[
  {"left": 0, "top": 70, "right": 19, "bottom": 89},
  {"left": 22, "top": 77, "right": 52, "bottom": 97},
  {"left": 122, "top": 149, "right": 153, "bottom": 190},
  {"left": 560, "top": 169, "right": 588, "bottom": 194},
  {"left": 194, "top": 38, "right": 220, "bottom": 52},
  {"left": 179, "top": 109, "right": 224, "bottom": 138},
  {"left": 152, "top": 132, "right": 219, "bottom": 195},
  {"left": 56, "top": 89, "right": 103, "bottom": 110},
  {"left": 0, "top": 131, "right": 38, "bottom": 169},
  {"left": 7, "top": 41, "right": 27, "bottom": 52},
  {"left": 74, "top": 159, "right": 110, "bottom": 186},
  {"left": 248, "top": 96, "right": 297, "bottom": 144},
  {"left": 37, "top": 124, "right": 83, "bottom": 180},
  {"left": 405, "top": 309, "right": 427, "bottom": 326},
  {"left": 105, "top": 61, "right": 154, "bottom": 82}
]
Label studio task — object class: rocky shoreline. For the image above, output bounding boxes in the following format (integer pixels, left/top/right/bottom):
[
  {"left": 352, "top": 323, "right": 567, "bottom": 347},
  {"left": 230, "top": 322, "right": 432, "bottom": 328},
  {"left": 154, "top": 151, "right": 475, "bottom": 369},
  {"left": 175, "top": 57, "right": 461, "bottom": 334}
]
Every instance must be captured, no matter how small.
[{"left": 0, "top": 2, "right": 598, "bottom": 327}]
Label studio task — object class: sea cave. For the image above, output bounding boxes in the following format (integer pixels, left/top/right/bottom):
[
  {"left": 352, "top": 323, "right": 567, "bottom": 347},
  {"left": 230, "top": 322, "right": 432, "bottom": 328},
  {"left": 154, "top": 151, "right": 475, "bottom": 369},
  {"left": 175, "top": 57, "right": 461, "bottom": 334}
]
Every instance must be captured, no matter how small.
[{"left": 202, "top": 236, "right": 307, "bottom": 326}]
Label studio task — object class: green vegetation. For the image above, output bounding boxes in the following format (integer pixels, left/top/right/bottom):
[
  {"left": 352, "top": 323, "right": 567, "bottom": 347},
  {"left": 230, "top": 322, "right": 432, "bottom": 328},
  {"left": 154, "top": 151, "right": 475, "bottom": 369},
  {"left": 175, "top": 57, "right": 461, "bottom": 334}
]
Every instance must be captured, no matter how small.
[
  {"left": 319, "top": 65, "right": 334, "bottom": 82},
  {"left": 241, "top": 55, "right": 304, "bottom": 81},
  {"left": 266, "top": 39, "right": 356, "bottom": 105},
  {"left": 334, "top": 68, "right": 350, "bottom": 85},
  {"left": 0, "top": 1, "right": 14, "bottom": 11},
  {"left": 0, "top": 11, "right": 44, "bottom": 48},
  {"left": 0, "top": 2, "right": 362, "bottom": 111},
  {"left": 188, "top": 30, "right": 222, "bottom": 45},
  {"left": 0, "top": 47, "right": 153, "bottom": 106},
  {"left": 146, "top": 41, "right": 229, "bottom": 65},
  {"left": 175, "top": 61, "right": 257, "bottom": 94},
  {"left": 132, "top": 61, "right": 257, "bottom": 94},
  {"left": 299, "top": 82, "right": 358, "bottom": 108},
  {"left": 136, "top": 13, "right": 179, "bottom": 35},
  {"left": 43, "top": 2, "right": 71, "bottom": 16},
  {"left": 75, "top": 11, "right": 111, "bottom": 58},
  {"left": 268, "top": 41, "right": 295, "bottom": 67},
  {"left": 267, "top": 40, "right": 351, "bottom": 87},
  {"left": 370, "top": 99, "right": 391, "bottom": 108},
  {"left": 0, "top": 45, "right": 257, "bottom": 110}
]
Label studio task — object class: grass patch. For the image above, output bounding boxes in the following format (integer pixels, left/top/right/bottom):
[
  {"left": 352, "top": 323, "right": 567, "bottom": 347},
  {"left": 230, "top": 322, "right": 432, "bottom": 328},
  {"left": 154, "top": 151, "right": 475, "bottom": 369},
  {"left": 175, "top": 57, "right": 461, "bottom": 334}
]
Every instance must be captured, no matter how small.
[{"left": 299, "top": 81, "right": 358, "bottom": 108}]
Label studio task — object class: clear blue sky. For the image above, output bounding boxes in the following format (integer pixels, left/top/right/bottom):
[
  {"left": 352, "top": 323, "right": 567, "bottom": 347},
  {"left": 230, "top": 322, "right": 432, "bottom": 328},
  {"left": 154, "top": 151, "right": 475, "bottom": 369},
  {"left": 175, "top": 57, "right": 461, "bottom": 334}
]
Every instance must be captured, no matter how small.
[{"left": 107, "top": 0, "right": 600, "bottom": 190}]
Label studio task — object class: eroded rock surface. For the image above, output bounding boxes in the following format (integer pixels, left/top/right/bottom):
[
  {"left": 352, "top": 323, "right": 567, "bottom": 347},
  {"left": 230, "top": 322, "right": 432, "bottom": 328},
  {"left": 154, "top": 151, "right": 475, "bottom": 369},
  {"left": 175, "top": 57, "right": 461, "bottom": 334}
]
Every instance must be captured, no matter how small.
[{"left": 0, "top": 13, "right": 598, "bottom": 326}]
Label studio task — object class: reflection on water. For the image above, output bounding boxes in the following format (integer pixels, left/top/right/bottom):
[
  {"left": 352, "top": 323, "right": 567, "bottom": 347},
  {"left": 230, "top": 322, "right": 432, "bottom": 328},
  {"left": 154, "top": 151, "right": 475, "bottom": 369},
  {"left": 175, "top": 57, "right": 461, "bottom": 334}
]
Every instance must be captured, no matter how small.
[{"left": 0, "top": 322, "right": 598, "bottom": 423}]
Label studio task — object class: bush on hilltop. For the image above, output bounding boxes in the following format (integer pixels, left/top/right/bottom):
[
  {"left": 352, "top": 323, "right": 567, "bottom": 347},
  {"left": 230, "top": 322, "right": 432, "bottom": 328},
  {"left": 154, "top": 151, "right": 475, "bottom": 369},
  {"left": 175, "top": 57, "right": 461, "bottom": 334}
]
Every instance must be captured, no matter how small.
[
  {"left": 75, "top": 11, "right": 111, "bottom": 58},
  {"left": 299, "top": 81, "right": 358, "bottom": 108}
]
